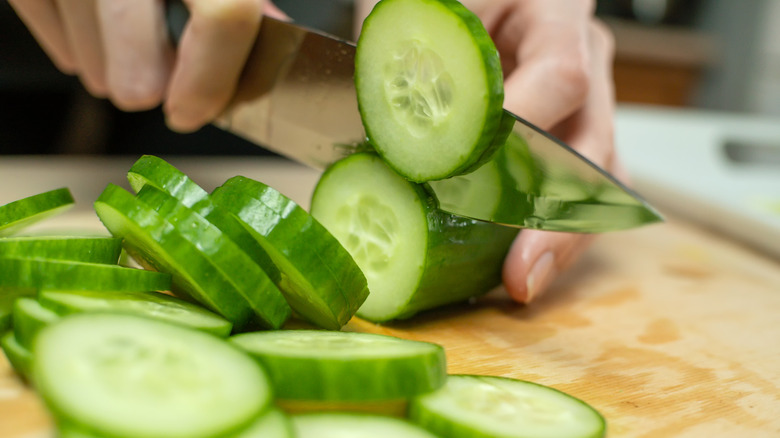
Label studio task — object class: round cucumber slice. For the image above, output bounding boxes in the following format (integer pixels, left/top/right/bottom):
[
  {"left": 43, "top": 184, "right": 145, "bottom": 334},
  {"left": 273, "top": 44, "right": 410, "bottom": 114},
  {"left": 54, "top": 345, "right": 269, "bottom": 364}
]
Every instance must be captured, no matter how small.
[
  {"left": 135, "top": 184, "right": 290, "bottom": 329},
  {"left": 409, "top": 375, "right": 607, "bottom": 438},
  {"left": 356, "top": 0, "right": 504, "bottom": 182},
  {"left": 12, "top": 297, "right": 60, "bottom": 349},
  {"left": 1, "top": 331, "right": 33, "bottom": 380},
  {"left": 229, "top": 408, "right": 294, "bottom": 438},
  {"left": 38, "top": 289, "right": 233, "bottom": 338},
  {"left": 94, "top": 184, "right": 256, "bottom": 329},
  {"left": 0, "top": 256, "right": 171, "bottom": 293},
  {"left": 292, "top": 412, "right": 440, "bottom": 438},
  {"left": 0, "top": 188, "right": 75, "bottom": 236},
  {"left": 34, "top": 313, "right": 272, "bottom": 438},
  {"left": 127, "top": 155, "right": 209, "bottom": 206},
  {"left": 0, "top": 236, "right": 122, "bottom": 264},
  {"left": 230, "top": 329, "right": 446, "bottom": 402},
  {"left": 127, "top": 155, "right": 282, "bottom": 286},
  {"left": 211, "top": 176, "right": 368, "bottom": 330}
]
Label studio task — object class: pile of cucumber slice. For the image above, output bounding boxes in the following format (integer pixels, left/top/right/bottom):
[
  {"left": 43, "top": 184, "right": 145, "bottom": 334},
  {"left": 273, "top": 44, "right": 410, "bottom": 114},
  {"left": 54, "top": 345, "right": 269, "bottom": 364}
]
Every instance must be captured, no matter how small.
[{"left": 0, "top": 0, "right": 610, "bottom": 436}]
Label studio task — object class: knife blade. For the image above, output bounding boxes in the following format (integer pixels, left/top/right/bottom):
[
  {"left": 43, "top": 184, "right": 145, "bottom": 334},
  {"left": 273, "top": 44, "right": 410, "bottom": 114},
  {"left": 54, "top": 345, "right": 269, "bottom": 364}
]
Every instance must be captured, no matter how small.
[{"left": 166, "top": 6, "right": 662, "bottom": 232}]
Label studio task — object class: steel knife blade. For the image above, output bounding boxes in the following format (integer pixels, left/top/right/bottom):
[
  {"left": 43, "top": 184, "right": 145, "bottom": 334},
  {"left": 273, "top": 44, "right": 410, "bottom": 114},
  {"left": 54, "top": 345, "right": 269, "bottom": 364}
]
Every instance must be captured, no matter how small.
[{"left": 167, "top": 8, "right": 662, "bottom": 232}]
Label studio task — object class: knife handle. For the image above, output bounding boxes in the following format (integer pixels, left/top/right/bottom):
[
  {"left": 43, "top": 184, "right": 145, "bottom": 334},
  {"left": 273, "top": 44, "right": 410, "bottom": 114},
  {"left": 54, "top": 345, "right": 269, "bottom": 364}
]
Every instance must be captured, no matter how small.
[{"left": 165, "top": 0, "right": 189, "bottom": 46}]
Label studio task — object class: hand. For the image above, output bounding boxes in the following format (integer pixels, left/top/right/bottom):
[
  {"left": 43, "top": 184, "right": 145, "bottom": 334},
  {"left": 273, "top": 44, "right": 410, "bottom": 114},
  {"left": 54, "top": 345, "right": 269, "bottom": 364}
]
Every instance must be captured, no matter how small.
[
  {"left": 8, "top": 0, "right": 286, "bottom": 133},
  {"left": 465, "top": 0, "right": 618, "bottom": 303}
]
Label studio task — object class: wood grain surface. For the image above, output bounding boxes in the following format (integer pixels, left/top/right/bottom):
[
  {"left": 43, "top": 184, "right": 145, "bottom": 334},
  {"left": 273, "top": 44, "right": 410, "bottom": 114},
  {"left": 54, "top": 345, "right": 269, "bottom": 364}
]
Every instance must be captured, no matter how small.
[{"left": 1, "top": 156, "right": 779, "bottom": 437}]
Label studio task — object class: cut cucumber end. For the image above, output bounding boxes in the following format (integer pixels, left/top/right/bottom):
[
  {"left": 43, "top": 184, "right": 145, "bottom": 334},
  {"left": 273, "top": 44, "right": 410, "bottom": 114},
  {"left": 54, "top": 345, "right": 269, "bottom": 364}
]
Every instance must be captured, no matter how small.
[
  {"left": 311, "top": 153, "right": 428, "bottom": 322},
  {"left": 356, "top": 0, "right": 504, "bottom": 181}
]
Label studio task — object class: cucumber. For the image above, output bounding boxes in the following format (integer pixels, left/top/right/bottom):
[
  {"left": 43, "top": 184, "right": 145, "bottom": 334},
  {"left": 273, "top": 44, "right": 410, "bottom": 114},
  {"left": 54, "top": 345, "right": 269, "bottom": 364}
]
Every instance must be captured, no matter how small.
[
  {"left": 127, "top": 156, "right": 284, "bottom": 294},
  {"left": 211, "top": 176, "right": 369, "bottom": 330},
  {"left": 127, "top": 155, "right": 209, "bottom": 206},
  {"left": 0, "top": 286, "right": 36, "bottom": 332},
  {"left": 57, "top": 408, "right": 294, "bottom": 438},
  {"left": 230, "top": 329, "right": 446, "bottom": 402},
  {"left": 310, "top": 153, "right": 518, "bottom": 322},
  {"left": 12, "top": 297, "right": 60, "bottom": 349},
  {"left": 355, "top": 0, "right": 504, "bottom": 182},
  {"left": 38, "top": 289, "right": 233, "bottom": 338},
  {"left": 134, "top": 184, "right": 290, "bottom": 329},
  {"left": 1, "top": 331, "right": 33, "bottom": 380},
  {"left": 292, "top": 412, "right": 440, "bottom": 438},
  {"left": 0, "top": 256, "right": 171, "bottom": 293},
  {"left": 0, "top": 236, "right": 122, "bottom": 264},
  {"left": 409, "top": 375, "right": 607, "bottom": 438},
  {"left": 33, "top": 313, "right": 272, "bottom": 438},
  {"left": 0, "top": 188, "right": 75, "bottom": 236},
  {"left": 94, "top": 184, "right": 256, "bottom": 329}
]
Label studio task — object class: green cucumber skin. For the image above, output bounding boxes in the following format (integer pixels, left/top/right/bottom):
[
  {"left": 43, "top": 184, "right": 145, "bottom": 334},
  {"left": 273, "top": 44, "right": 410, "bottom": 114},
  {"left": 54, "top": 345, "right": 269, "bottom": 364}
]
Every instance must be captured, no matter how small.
[
  {"left": 135, "top": 185, "right": 291, "bottom": 329},
  {"left": 0, "top": 236, "right": 122, "bottom": 264},
  {"left": 12, "top": 297, "right": 60, "bottom": 349},
  {"left": 128, "top": 155, "right": 283, "bottom": 287},
  {"left": 0, "top": 287, "right": 37, "bottom": 332},
  {"left": 0, "top": 188, "right": 75, "bottom": 236},
  {"left": 0, "top": 256, "right": 171, "bottom": 293},
  {"left": 231, "top": 330, "right": 447, "bottom": 402},
  {"left": 400, "top": 203, "right": 518, "bottom": 320},
  {"left": 356, "top": 0, "right": 504, "bottom": 182},
  {"left": 94, "top": 184, "right": 255, "bottom": 329},
  {"left": 38, "top": 290, "right": 233, "bottom": 338},
  {"left": 1, "top": 331, "right": 33, "bottom": 380},
  {"left": 127, "top": 155, "right": 209, "bottom": 206},
  {"left": 212, "top": 176, "right": 369, "bottom": 330}
]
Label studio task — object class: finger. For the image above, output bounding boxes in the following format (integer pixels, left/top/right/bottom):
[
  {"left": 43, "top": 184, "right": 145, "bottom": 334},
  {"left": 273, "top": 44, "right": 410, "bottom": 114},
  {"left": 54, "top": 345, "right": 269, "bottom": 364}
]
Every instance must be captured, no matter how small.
[
  {"left": 54, "top": 0, "right": 108, "bottom": 97},
  {"left": 502, "top": 21, "right": 616, "bottom": 304},
  {"left": 496, "top": 0, "right": 595, "bottom": 130},
  {"left": 8, "top": 0, "right": 77, "bottom": 73},
  {"left": 97, "top": 0, "right": 173, "bottom": 111},
  {"left": 164, "top": 0, "right": 265, "bottom": 133}
]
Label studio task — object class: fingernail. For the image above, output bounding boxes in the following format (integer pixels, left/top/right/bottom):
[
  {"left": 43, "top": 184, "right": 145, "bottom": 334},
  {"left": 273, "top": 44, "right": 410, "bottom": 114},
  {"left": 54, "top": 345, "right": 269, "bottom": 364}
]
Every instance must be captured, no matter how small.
[{"left": 526, "top": 252, "right": 555, "bottom": 302}]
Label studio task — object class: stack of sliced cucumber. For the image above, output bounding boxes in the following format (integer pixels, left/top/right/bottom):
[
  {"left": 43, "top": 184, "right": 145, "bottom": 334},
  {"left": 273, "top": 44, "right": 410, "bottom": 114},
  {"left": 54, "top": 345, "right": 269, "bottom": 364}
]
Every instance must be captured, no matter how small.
[{"left": 1, "top": 0, "right": 610, "bottom": 436}]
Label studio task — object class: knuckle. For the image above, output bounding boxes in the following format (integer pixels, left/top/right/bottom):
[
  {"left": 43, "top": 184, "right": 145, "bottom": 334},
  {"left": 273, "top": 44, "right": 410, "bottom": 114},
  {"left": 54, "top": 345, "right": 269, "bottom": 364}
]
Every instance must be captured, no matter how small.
[{"left": 549, "top": 51, "right": 591, "bottom": 105}]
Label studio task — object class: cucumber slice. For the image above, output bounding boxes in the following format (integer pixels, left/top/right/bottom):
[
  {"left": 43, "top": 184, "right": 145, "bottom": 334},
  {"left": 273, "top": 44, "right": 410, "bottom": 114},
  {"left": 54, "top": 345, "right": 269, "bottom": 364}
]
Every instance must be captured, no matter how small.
[
  {"left": 211, "top": 176, "right": 368, "bottom": 330},
  {"left": 127, "top": 155, "right": 209, "bottom": 206},
  {"left": 1, "top": 331, "right": 32, "bottom": 380},
  {"left": 0, "top": 256, "right": 171, "bottom": 293},
  {"left": 311, "top": 153, "right": 518, "bottom": 322},
  {"left": 229, "top": 408, "right": 294, "bottom": 438},
  {"left": 292, "top": 412, "right": 440, "bottom": 438},
  {"left": 95, "top": 184, "right": 256, "bottom": 329},
  {"left": 355, "top": 0, "right": 504, "bottom": 182},
  {"left": 135, "top": 184, "right": 290, "bottom": 329},
  {"left": 230, "top": 329, "right": 446, "bottom": 402},
  {"left": 38, "top": 289, "right": 233, "bottom": 338},
  {"left": 0, "top": 236, "right": 122, "bottom": 264},
  {"left": 0, "top": 188, "right": 75, "bottom": 236},
  {"left": 409, "top": 375, "right": 607, "bottom": 438},
  {"left": 33, "top": 313, "right": 272, "bottom": 438},
  {"left": 0, "top": 286, "right": 36, "bottom": 332},
  {"left": 12, "top": 297, "right": 60, "bottom": 349}
]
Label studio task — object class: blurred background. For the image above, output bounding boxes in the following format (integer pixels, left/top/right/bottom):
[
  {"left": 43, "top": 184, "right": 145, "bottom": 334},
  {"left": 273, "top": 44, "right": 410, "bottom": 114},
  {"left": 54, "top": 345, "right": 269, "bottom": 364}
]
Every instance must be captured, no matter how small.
[{"left": 0, "top": 0, "right": 777, "bottom": 154}]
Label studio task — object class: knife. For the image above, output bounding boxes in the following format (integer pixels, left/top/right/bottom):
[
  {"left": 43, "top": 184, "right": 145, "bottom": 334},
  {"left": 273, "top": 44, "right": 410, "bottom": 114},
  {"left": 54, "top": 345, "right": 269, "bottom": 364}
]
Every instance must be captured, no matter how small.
[{"left": 166, "top": 5, "right": 662, "bottom": 232}]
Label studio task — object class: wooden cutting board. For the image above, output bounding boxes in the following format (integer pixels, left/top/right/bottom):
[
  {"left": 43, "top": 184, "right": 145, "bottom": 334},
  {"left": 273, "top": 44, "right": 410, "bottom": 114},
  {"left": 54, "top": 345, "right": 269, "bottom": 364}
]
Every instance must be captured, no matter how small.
[{"left": 1, "top": 156, "right": 779, "bottom": 437}]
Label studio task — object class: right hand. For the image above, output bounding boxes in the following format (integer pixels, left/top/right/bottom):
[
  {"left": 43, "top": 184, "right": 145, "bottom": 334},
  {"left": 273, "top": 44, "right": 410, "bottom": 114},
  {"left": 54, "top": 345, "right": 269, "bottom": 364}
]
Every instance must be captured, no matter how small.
[{"left": 9, "top": 0, "right": 286, "bottom": 133}]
